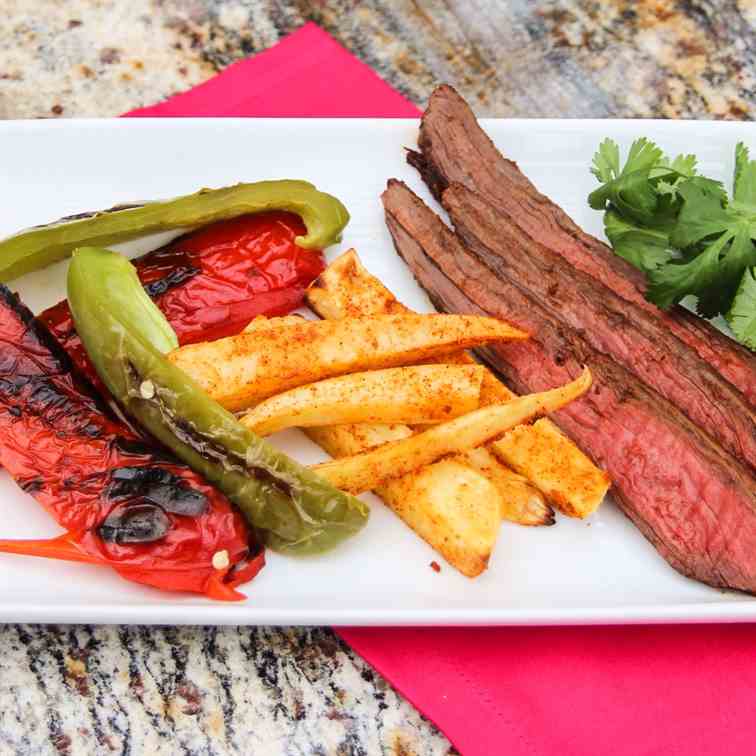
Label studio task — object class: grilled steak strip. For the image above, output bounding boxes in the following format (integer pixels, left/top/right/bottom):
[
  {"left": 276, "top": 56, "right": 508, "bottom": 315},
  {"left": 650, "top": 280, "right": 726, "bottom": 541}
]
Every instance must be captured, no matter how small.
[
  {"left": 442, "top": 182, "right": 756, "bottom": 472},
  {"left": 383, "top": 179, "right": 756, "bottom": 594},
  {"left": 407, "top": 84, "right": 756, "bottom": 407}
]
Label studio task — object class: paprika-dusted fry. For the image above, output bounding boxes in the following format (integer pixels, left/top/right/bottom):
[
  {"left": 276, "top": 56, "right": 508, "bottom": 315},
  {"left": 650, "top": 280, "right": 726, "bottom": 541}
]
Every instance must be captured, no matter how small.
[
  {"left": 243, "top": 314, "right": 308, "bottom": 332},
  {"left": 493, "top": 419, "right": 610, "bottom": 519},
  {"left": 306, "top": 424, "right": 501, "bottom": 577},
  {"left": 168, "top": 313, "right": 528, "bottom": 411},
  {"left": 313, "top": 369, "right": 592, "bottom": 494},
  {"left": 374, "top": 459, "right": 500, "bottom": 578},
  {"left": 241, "top": 364, "right": 485, "bottom": 436},
  {"left": 306, "top": 249, "right": 604, "bottom": 519},
  {"left": 461, "top": 447, "right": 555, "bottom": 526},
  {"left": 305, "top": 249, "right": 553, "bottom": 526}
]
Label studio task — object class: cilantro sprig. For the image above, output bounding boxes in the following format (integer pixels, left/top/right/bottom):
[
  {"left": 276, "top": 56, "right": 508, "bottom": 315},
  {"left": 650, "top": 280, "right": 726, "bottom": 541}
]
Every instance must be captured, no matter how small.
[{"left": 589, "top": 138, "right": 756, "bottom": 350}]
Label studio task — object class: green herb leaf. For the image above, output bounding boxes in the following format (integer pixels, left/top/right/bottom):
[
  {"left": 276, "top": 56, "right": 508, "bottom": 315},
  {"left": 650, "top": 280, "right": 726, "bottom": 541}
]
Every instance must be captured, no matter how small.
[
  {"left": 588, "top": 136, "right": 756, "bottom": 351},
  {"left": 604, "top": 210, "right": 672, "bottom": 273},
  {"left": 727, "top": 267, "right": 756, "bottom": 349},
  {"left": 697, "top": 225, "right": 756, "bottom": 318},
  {"left": 625, "top": 137, "right": 665, "bottom": 175},
  {"left": 669, "top": 177, "right": 729, "bottom": 249},
  {"left": 734, "top": 142, "right": 756, "bottom": 206},
  {"left": 588, "top": 137, "right": 678, "bottom": 224},
  {"left": 670, "top": 153, "right": 698, "bottom": 177},
  {"left": 588, "top": 169, "right": 661, "bottom": 222},
  {"left": 655, "top": 154, "right": 698, "bottom": 200},
  {"left": 647, "top": 230, "right": 733, "bottom": 310},
  {"left": 590, "top": 138, "right": 620, "bottom": 183}
]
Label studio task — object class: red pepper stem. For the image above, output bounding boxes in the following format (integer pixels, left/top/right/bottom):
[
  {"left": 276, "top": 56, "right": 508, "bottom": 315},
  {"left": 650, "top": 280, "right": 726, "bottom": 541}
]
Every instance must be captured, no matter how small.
[
  {"left": 0, "top": 531, "right": 103, "bottom": 565},
  {"left": 204, "top": 572, "right": 247, "bottom": 602}
]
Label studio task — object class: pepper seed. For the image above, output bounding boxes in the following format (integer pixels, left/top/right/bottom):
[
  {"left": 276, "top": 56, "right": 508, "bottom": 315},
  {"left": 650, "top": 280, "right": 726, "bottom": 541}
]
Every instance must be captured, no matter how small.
[
  {"left": 139, "top": 380, "right": 155, "bottom": 399},
  {"left": 212, "top": 550, "right": 230, "bottom": 570}
]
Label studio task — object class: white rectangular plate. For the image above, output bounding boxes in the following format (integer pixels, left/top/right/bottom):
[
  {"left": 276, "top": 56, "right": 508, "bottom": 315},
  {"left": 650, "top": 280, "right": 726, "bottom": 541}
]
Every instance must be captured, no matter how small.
[{"left": 0, "top": 117, "right": 754, "bottom": 626}]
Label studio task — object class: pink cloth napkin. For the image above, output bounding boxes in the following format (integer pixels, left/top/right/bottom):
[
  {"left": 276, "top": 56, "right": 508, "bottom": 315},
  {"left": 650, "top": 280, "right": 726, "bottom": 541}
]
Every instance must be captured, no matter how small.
[
  {"left": 127, "top": 22, "right": 418, "bottom": 118},
  {"left": 126, "top": 22, "right": 756, "bottom": 756}
]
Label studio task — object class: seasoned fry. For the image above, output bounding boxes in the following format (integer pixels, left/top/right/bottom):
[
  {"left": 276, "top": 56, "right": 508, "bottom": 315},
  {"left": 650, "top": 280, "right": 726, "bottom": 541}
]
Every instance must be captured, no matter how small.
[
  {"left": 306, "top": 423, "right": 413, "bottom": 455},
  {"left": 307, "top": 249, "right": 408, "bottom": 319},
  {"left": 305, "top": 424, "right": 501, "bottom": 577},
  {"left": 306, "top": 249, "right": 556, "bottom": 524},
  {"left": 493, "top": 419, "right": 610, "bottom": 518},
  {"left": 306, "top": 249, "right": 607, "bottom": 517},
  {"left": 241, "top": 364, "right": 485, "bottom": 436},
  {"left": 168, "top": 313, "right": 527, "bottom": 411},
  {"left": 312, "top": 368, "right": 592, "bottom": 494},
  {"left": 243, "top": 314, "right": 306, "bottom": 332},
  {"left": 306, "top": 250, "right": 554, "bottom": 521},
  {"left": 461, "top": 447, "right": 553, "bottom": 526},
  {"left": 377, "top": 459, "right": 500, "bottom": 577}
]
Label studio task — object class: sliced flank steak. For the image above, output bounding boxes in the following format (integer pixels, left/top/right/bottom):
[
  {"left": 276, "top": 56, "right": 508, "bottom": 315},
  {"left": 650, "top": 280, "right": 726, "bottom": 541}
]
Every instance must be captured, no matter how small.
[
  {"left": 407, "top": 84, "right": 756, "bottom": 408},
  {"left": 383, "top": 178, "right": 756, "bottom": 595},
  {"left": 441, "top": 182, "right": 756, "bottom": 473}
]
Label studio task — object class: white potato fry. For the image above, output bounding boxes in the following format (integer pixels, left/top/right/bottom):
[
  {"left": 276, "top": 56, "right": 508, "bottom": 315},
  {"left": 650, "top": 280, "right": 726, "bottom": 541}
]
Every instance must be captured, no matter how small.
[
  {"left": 305, "top": 423, "right": 413, "bottom": 455},
  {"left": 306, "top": 249, "right": 607, "bottom": 518},
  {"left": 168, "top": 313, "right": 527, "bottom": 411},
  {"left": 461, "top": 447, "right": 553, "bottom": 526},
  {"left": 307, "top": 249, "right": 409, "bottom": 319},
  {"left": 305, "top": 424, "right": 501, "bottom": 577},
  {"left": 242, "top": 314, "right": 307, "bottom": 332},
  {"left": 493, "top": 418, "right": 610, "bottom": 519},
  {"left": 241, "top": 364, "right": 485, "bottom": 436},
  {"left": 312, "top": 368, "right": 592, "bottom": 494},
  {"left": 306, "top": 249, "right": 555, "bottom": 525},
  {"left": 377, "top": 459, "right": 501, "bottom": 578}
]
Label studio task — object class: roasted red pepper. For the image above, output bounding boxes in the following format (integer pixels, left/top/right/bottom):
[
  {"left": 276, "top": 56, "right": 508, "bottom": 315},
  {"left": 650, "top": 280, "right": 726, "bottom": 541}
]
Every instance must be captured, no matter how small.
[
  {"left": 40, "top": 211, "right": 325, "bottom": 384},
  {"left": 0, "top": 286, "right": 263, "bottom": 600},
  {"left": 0, "top": 212, "right": 324, "bottom": 598}
]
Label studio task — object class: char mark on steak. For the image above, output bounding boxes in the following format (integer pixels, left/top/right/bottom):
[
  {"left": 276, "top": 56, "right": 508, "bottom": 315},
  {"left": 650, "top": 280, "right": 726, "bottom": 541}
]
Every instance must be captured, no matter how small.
[
  {"left": 382, "top": 178, "right": 756, "bottom": 595},
  {"left": 408, "top": 84, "right": 756, "bottom": 408},
  {"left": 441, "top": 182, "right": 756, "bottom": 473}
]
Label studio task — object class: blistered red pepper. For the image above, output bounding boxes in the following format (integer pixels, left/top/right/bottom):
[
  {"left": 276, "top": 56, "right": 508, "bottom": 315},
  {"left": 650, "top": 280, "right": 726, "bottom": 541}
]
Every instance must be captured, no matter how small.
[
  {"left": 0, "top": 212, "right": 325, "bottom": 597},
  {"left": 0, "top": 212, "right": 323, "bottom": 599},
  {"left": 0, "top": 286, "right": 264, "bottom": 599},
  {"left": 40, "top": 211, "right": 325, "bottom": 385}
]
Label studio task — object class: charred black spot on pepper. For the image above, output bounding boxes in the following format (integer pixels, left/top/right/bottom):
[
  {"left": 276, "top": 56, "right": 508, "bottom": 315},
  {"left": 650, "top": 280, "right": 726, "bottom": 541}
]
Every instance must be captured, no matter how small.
[
  {"left": 107, "top": 466, "right": 208, "bottom": 516},
  {"left": 82, "top": 422, "right": 101, "bottom": 437},
  {"left": 20, "top": 476, "right": 44, "bottom": 493},
  {"left": 143, "top": 265, "right": 201, "bottom": 299},
  {"left": 7, "top": 405, "right": 21, "bottom": 417},
  {"left": 0, "top": 376, "right": 23, "bottom": 396},
  {"left": 113, "top": 437, "right": 173, "bottom": 461},
  {"left": 29, "top": 382, "right": 71, "bottom": 411},
  {"left": 99, "top": 502, "right": 171, "bottom": 544},
  {"left": 163, "top": 410, "right": 295, "bottom": 498}
]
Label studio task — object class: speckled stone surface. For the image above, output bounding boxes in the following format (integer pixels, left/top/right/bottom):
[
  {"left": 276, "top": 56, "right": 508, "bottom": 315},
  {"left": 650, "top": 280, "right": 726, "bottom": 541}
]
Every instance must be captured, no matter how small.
[
  {"left": 0, "top": 625, "right": 453, "bottom": 755},
  {"left": 1, "top": 0, "right": 754, "bottom": 119},
  {"left": 0, "top": 1, "right": 754, "bottom": 754}
]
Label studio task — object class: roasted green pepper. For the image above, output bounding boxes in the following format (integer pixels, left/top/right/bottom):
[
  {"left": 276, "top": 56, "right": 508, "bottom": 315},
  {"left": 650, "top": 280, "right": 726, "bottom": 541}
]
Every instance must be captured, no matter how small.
[
  {"left": 67, "top": 246, "right": 369, "bottom": 554},
  {"left": 0, "top": 180, "right": 349, "bottom": 281}
]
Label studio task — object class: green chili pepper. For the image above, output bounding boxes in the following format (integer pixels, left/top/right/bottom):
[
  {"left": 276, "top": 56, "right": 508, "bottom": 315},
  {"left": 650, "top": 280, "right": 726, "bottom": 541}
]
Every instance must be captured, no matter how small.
[
  {"left": 67, "top": 246, "right": 369, "bottom": 554},
  {"left": 0, "top": 180, "right": 349, "bottom": 282}
]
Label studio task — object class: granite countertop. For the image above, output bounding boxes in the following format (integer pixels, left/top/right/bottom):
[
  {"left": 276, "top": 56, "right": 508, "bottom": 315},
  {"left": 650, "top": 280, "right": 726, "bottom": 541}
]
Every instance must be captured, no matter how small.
[
  {"left": 0, "top": 1, "right": 754, "bottom": 754},
  {"left": 1, "top": 0, "right": 754, "bottom": 120}
]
